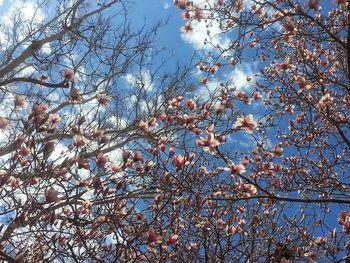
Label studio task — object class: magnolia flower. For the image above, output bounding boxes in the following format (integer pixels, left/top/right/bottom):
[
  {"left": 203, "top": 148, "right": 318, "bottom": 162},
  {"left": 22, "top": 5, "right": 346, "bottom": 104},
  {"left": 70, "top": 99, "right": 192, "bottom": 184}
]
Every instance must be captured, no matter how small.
[
  {"left": 174, "top": 0, "right": 187, "bottom": 9},
  {"left": 209, "top": 64, "right": 219, "bottom": 75},
  {"left": 234, "top": 114, "right": 257, "bottom": 133},
  {"left": 252, "top": 91, "right": 262, "bottom": 100},
  {"left": 296, "top": 76, "right": 311, "bottom": 89},
  {"left": 315, "top": 236, "right": 327, "bottom": 245},
  {"left": 181, "top": 11, "right": 191, "bottom": 20},
  {"left": 226, "top": 160, "right": 246, "bottom": 175},
  {"left": 334, "top": 0, "right": 347, "bottom": 4},
  {"left": 39, "top": 74, "right": 48, "bottom": 82},
  {"left": 48, "top": 114, "right": 61, "bottom": 124},
  {"left": 181, "top": 23, "right": 193, "bottom": 33},
  {"left": 134, "top": 151, "right": 144, "bottom": 162},
  {"left": 274, "top": 146, "right": 284, "bottom": 157},
  {"left": 45, "top": 188, "right": 59, "bottom": 203},
  {"left": 316, "top": 93, "right": 334, "bottom": 111},
  {"left": 192, "top": 8, "right": 204, "bottom": 21},
  {"left": 0, "top": 117, "right": 9, "bottom": 130},
  {"left": 173, "top": 154, "right": 191, "bottom": 169},
  {"left": 166, "top": 234, "right": 179, "bottom": 245},
  {"left": 63, "top": 69, "right": 74, "bottom": 82},
  {"left": 272, "top": 10, "right": 283, "bottom": 20},
  {"left": 77, "top": 158, "right": 90, "bottom": 170},
  {"left": 237, "top": 182, "right": 258, "bottom": 197},
  {"left": 73, "top": 135, "right": 89, "bottom": 148},
  {"left": 338, "top": 211, "right": 350, "bottom": 234},
  {"left": 19, "top": 143, "right": 30, "bottom": 156},
  {"left": 147, "top": 228, "right": 162, "bottom": 244},
  {"left": 96, "top": 153, "right": 108, "bottom": 167},
  {"left": 97, "top": 94, "right": 110, "bottom": 106},
  {"left": 111, "top": 164, "right": 122, "bottom": 173},
  {"left": 139, "top": 120, "right": 149, "bottom": 133},
  {"left": 283, "top": 21, "right": 296, "bottom": 33},
  {"left": 197, "top": 62, "right": 206, "bottom": 71},
  {"left": 306, "top": 0, "right": 321, "bottom": 11},
  {"left": 196, "top": 131, "right": 220, "bottom": 154},
  {"left": 186, "top": 99, "right": 197, "bottom": 111},
  {"left": 235, "top": 91, "right": 250, "bottom": 104},
  {"left": 200, "top": 77, "right": 208, "bottom": 84},
  {"left": 159, "top": 112, "right": 167, "bottom": 122},
  {"left": 139, "top": 117, "right": 158, "bottom": 133},
  {"left": 69, "top": 87, "right": 81, "bottom": 102},
  {"left": 277, "top": 58, "right": 296, "bottom": 72},
  {"left": 14, "top": 95, "right": 26, "bottom": 108}
]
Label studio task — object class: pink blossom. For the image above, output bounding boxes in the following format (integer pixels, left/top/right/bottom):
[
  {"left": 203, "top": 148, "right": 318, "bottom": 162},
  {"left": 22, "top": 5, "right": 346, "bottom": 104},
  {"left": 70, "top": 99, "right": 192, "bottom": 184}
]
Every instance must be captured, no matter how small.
[
  {"left": 181, "top": 23, "right": 193, "bottom": 33},
  {"left": 0, "top": 117, "right": 9, "bottom": 130},
  {"left": 97, "top": 95, "right": 110, "bottom": 106},
  {"left": 192, "top": 8, "right": 204, "bottom": 21},
  {"left": 277, "top": 58, "right": 296, "bottom": 72},
  {"left": 209, "top": 64, "right": 219, "bottom": 75},
  {"left": 39, "top": 74, "right": 48, "bottom": 82},
  {"left": 63, "top": 69, "right": 74, "bottom": 81},
  {"left": 174, "top": 0, "right": 187, "bottom": 9},
  {"left": 315, "top": 236, "right": 327, "bottom": 245},
  {"left": 19, "top": 143, "right": 30, "bottom": 156},
  {"left": 139, "top": 120, "right": 149, "bottom": 132},
  {"left": 77, "top": 158, "right": 90, "bottom": 170},
  {"left": 316, "top": 93, "right": 335, "bottom": 111},
  {"left": 296, "top": 76, "right": 311, "bottom": 89},
  {"left": 166, "top": 234, "right": 179, "bottom": 245},
  {"left": 338, "top": 211, "right": 350, "bottom": 234},
  {"left": 111, "top": 164, "right": 122, "bottom": 173},
  {"left": 227, "top": 160, "right": 246, "bottom": 175},
  {"left": 200, "top": 77, "right": 208, "bottom": 84},
  {"left": 196, "top": 130, "right": 220, "bottom": 154},
  {"left": 252, "top": 91, "right": 261, "bottom": 100},
  {"left": 147, "top": 228, "right": 162, "bottom": 244},
  {"left": 159, "top": 112, "right": 167, "bottom": 122},
  {"left": 197, "top": 62, "right": 206, "bottom": 71},
  {"left": 283, "top": 21, "right": 296, "bottom": 33},
  {"left": 134, "top": 151, "right": 144, "bottom": 162},
  {"left": 14, "top": 95, "right": 26, "bottom": 109},
  {"left": 234, "top": 114, "right": 257, "bottom": 133},
  {"left": 69, "top": 88, "right": 81, "bottom": 102},
  {"left": 48, "top": 114, "right": 61, "bottom": 124},
  {"left": 74, "top": 135, "right": 88, "bottom": 148},
  {"left": 186, "top": 98, "right": 197, "bottom": 111},
  {"left": 306, "top": 0, "right": 321, "bottom": 11},
  {"left": 173, "top": 154, "right": 190, "bottom": 169},
  {"left": 45, "top": 188, "right": 59, "bottom": 203},
  {"left": 96, "top": 153, "right": 108, "bottom": 167},
  {"left": 334, "top": 0, "right": 347, "bottom": 4}
]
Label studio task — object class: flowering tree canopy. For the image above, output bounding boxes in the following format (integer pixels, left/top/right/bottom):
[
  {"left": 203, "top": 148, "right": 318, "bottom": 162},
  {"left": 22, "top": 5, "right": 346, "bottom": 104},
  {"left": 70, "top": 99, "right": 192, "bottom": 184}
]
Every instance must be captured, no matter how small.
[{"left": 0, "top": 0, "right": 349, "bottom": 262}]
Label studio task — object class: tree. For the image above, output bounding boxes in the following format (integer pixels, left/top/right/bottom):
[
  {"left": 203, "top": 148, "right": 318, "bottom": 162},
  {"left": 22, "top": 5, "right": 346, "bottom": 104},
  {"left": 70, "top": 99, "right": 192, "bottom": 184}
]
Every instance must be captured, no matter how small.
[
  {"left": 173, "top": 0, "right": 350, "bottom": 262},
  {"left": 0, "top": 0, "right": 195, "bottom": 261},
  {"left": 0, "top": 0, "right": 349, "bottom": 262}
]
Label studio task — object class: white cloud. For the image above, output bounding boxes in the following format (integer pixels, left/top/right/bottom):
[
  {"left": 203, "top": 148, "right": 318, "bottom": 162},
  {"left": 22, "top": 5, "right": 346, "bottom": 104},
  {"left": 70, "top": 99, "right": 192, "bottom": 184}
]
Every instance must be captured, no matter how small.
[
  {"left": 181, "top": 18, "right": 230, "bottom": 52},
  {"left": 180, "top": 0, "right": 231, "bottom": 52},
  {"left": 195, "top": 79, "right": 220, "bottom": 102},
  {"left": 227, "top": 63, "right": 258, "bottom": 92},
  {"left": 124, "top": 69, "right": 154, "bottom": 92},
  {"left": 0, "top": 1, "right": 45, "bottom": 48}
]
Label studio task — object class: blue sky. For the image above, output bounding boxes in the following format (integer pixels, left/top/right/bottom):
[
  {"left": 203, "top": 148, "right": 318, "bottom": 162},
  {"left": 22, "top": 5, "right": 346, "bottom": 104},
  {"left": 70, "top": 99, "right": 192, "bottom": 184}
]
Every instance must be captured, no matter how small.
[{"left": 0, "top": 0, "right": 347, "bottom": 260}]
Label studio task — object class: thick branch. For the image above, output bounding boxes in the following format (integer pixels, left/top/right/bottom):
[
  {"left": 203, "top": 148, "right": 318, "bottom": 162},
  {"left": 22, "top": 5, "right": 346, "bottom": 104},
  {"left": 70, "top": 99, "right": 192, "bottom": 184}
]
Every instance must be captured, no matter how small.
[{"left": 0, "top": 77, "right": 68, "bottom": 89}]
